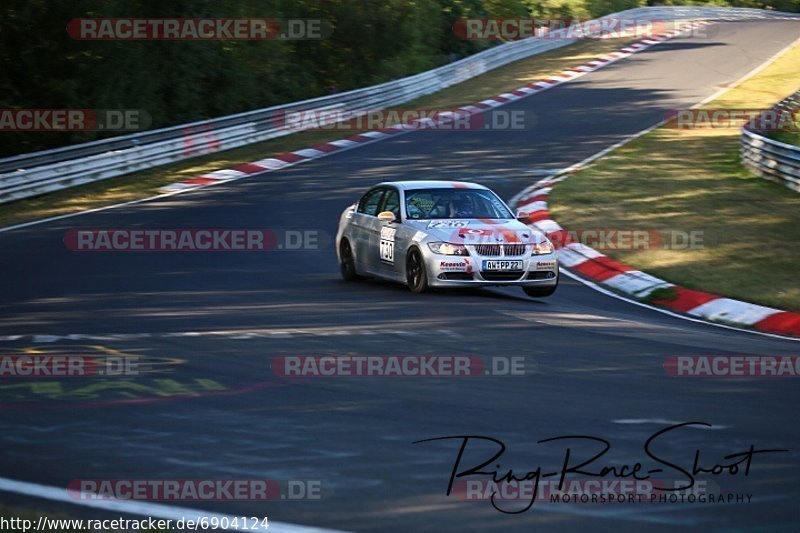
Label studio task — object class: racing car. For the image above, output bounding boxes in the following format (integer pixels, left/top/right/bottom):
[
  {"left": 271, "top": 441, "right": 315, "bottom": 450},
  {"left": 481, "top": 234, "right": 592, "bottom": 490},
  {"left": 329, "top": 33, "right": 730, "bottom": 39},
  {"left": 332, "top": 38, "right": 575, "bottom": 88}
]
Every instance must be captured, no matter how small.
[{"left": 335, "top": 180, "right": 558, "bottom": 296}]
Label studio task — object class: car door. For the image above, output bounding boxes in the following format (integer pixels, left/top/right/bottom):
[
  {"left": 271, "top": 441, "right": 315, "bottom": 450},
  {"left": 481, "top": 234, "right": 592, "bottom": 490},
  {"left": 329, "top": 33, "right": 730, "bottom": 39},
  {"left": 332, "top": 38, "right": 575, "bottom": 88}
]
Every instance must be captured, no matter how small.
[
  {"left": 373, "top": 187, "right": 402, "bottom": 279},
  {"left": 350, "top": 187, "right": 386, "bottom": 274}
]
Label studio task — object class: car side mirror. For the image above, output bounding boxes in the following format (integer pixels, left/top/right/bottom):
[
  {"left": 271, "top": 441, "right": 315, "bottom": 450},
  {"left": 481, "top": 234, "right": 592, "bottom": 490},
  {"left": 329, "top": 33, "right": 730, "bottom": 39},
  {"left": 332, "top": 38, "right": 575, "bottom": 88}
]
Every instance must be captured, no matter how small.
[
  {"left": 377, "top": 211, "right": 397, "bottom": 223},
  {"left": 516, "top": 210, "right": 529, "bottom": 221}
]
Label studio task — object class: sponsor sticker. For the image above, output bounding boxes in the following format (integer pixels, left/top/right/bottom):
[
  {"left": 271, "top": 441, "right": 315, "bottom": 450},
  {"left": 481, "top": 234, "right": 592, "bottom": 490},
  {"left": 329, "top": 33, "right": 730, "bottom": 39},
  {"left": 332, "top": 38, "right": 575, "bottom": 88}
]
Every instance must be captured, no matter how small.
[
  {"left": 379, "top": 227, "right": 396, "bottom": 264},
  {"left": 428, "top": 220, "right": 469, "bottom": 229},
  {"left": 439, "top": 259, "right": 472, "bottom": 272}
]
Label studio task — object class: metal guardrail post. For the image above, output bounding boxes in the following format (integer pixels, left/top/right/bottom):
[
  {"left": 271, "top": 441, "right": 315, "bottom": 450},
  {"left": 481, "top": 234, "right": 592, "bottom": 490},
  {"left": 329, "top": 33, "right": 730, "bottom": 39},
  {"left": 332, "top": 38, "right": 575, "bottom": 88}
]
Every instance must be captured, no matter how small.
[
  {"left": 1, "top": 7, "right": 798, "bottom": 204},
  {"left": 740, "top": 89, "right": 800, "bottom": 192}
]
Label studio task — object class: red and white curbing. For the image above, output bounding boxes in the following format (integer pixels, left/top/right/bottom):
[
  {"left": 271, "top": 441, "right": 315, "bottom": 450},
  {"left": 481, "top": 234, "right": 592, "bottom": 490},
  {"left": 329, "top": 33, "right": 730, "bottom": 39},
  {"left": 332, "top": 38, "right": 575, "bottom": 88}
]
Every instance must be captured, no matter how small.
[
  {"left": 160, "top": 21, "right": 711, "bottom": 193},
  {"left": 151, "top": 20, "right": 800, "bottom": 337},
  {"left": 513, "top": 177, "right": 800, "bottom": 338}
]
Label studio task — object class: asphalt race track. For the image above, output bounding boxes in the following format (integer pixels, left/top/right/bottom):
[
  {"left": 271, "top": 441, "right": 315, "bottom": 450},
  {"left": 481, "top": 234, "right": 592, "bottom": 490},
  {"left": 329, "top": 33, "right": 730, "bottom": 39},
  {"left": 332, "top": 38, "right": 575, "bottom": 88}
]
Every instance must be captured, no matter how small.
[{"left": 1, "top": 20, "right": 799, "bottom": 532}]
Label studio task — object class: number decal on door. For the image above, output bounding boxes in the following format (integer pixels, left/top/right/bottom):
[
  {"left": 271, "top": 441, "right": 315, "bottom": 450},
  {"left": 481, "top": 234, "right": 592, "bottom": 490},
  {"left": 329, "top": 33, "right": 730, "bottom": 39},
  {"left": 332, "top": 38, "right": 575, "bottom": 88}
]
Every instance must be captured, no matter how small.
[{"left": 380, "top": 226, "right": 396, "bottom": 264}]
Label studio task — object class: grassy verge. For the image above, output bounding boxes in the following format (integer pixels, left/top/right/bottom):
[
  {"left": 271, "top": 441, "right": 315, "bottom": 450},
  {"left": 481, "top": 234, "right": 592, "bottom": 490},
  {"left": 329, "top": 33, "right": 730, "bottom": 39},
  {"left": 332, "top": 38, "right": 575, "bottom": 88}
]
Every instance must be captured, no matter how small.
[
  {"left": 769, "top": 130, "right": 800, "bottom": 145},
  {"left": 550, "top": 41, "right": 800, "bottom": 311},
  {"left": 0, "top": 37, "right": 644, "bottom": 229}
]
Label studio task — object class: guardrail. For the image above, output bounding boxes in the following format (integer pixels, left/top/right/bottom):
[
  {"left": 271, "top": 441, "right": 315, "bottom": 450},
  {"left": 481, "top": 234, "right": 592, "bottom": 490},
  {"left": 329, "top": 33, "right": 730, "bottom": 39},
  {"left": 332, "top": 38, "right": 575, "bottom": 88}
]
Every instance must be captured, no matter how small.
[
  {"left": 1, "top": 7, "right": 798, "bottom": 205},
  {"left": 740, "top": 90, "right": 800, "bottom": 192}
]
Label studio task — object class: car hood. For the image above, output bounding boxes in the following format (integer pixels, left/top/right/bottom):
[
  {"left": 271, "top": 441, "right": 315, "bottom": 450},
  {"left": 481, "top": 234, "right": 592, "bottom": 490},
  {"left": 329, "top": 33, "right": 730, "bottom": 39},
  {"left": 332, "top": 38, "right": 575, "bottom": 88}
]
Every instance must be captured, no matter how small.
[{"left": 404, "top": 219, "right": 548, "bottom": 244}]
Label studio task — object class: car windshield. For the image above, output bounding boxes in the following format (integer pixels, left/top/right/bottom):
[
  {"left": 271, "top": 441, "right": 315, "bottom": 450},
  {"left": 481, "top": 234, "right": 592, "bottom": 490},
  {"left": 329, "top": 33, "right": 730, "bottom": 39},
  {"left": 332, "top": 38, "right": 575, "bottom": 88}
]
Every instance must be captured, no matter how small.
[{"left": 404, "top": 188, "right": 514, "bottom": 220}]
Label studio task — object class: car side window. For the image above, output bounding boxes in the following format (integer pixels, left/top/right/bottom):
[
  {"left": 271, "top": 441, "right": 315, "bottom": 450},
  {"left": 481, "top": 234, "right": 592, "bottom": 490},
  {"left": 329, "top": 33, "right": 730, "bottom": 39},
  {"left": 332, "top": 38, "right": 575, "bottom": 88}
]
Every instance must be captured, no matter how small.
[
  {"left": 380, "top": 189, "right": 401, "bottom": 219},
  {"left": 357, "top": 189, "right": 385, "bottom": 216}
]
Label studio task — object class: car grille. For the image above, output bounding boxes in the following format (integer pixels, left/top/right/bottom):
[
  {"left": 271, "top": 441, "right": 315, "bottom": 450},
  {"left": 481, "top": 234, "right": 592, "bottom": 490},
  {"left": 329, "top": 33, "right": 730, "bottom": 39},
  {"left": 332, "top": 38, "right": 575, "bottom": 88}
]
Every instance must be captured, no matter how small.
[
  {"left": 526, "top": 271, "right": 557, "bottom": 280},
  {"left": 473, "top": 244, "right": 527, "bottom": 257},
  {"left": 481, "top": 271, "right": 526, "bottom": 281},
  {"left": 438, "top": 272, "right": 474, "bottom": 281},
  {"left": 503, "top": 244, "right": 527, "bottom": 256},
  {"left": 475, "top": 244, "right": 501, "bottom": 256}
]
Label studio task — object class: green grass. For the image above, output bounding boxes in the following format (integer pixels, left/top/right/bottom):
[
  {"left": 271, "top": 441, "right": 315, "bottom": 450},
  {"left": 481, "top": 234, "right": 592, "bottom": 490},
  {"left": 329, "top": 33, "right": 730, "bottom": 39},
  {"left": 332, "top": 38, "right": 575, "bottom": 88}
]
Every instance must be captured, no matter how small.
[
  {"left": 769, "top": 130, "right": 800, "bottom": 145},
  {"left": 0, "top": 36, "right": 643, "bottom": 229},
  {"left": 550, "top": 42, "right": 800, "bottom": 311}
]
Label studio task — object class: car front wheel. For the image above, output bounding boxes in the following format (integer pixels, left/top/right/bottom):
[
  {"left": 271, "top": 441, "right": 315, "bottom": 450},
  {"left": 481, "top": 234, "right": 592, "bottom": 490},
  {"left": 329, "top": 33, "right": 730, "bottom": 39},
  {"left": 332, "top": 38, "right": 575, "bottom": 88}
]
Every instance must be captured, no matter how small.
[{"left": 406, "top": 248, "right": 429, "bottom": 293}]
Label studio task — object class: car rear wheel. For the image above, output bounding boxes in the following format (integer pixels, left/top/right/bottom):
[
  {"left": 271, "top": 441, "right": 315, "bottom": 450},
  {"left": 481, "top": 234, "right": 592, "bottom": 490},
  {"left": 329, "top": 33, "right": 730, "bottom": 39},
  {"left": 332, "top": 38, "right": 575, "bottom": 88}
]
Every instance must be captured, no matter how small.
[
  {"left": 406, "top": 249, "right": 429, "bottom": 293},
  {"left": 339, "top": 240, "right": 361, "bottom": 281},
  {"left": 523, "top": 277, "right": 558, "bottom": 298}
]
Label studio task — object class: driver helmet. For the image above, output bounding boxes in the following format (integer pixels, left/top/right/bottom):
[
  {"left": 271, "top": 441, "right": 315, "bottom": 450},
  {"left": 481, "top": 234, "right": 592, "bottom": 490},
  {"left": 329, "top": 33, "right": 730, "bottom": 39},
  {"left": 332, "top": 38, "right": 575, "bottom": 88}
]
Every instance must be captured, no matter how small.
[{"left": 451, "top": 195, "right": 473, "bottom": 217}]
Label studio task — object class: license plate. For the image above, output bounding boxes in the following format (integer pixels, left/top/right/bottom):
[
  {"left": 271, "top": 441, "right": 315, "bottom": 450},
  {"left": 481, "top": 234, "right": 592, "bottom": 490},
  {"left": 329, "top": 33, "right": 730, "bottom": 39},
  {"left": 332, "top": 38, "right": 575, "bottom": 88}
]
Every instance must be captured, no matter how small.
[{"left": 482, "top": 260, "right": 523, "bottom": 271}]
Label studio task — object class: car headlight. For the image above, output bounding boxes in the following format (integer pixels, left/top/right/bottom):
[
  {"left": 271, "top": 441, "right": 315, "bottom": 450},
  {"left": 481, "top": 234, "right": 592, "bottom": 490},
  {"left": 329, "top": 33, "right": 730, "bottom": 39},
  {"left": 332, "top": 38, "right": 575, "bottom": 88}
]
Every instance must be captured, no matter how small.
[
  {"left": 531, "top": 240, "right": 554, "bottom": 255},
  {"left": 428, "top": 242, "right": 470, "bottom": 256}
]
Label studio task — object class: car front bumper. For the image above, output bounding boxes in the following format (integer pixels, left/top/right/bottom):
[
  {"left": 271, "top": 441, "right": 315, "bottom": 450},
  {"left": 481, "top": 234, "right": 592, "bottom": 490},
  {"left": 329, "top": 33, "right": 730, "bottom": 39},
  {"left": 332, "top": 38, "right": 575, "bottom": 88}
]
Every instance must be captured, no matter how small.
[{"left": 423, "top": 251, "right": 559, "bottom": 288}]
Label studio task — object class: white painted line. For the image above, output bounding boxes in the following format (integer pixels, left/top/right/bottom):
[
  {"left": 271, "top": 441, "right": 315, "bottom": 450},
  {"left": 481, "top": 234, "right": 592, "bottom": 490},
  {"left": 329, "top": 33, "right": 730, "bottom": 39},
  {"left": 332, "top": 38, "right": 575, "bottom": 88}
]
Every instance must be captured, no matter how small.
[
  {"left": 531, "top": 120, "right": 667, "bottom": 181},
  {"left": 602, "top": 271, "right": 673, "bottom": 298},
  {"left": 517, "top": 200, "right": 548, "bottom": 212},
  {"left": 203, "top": 169, "right": 247, "bottom": 179},
  {"left": 327, "top": 139, "right": 358, "bottom": 148},
  {"left": 613, "top": 419, "right": 727, "bottom": 430},
  {"left": 699, "top": 33, "right": 800, "bottom": 107},
  {"left": 359, "top": 130, "right": 389, "bottom": 139},
  {"left": 534, "top": 219, "right": 562, "bottom": 233},
  {"left": 0, "top": 26, "right": 690, "bottom": 235},
  {"left": 251, "top": 158, "right": 291, "bottom": 169},
  {"left": 478, "top": 99, "right": 504, "bottom": 107},
  {"left": 554, "top": 243, "right": 604, "bottom": 267},
  {"left": 508, "top": 29, "right": 800, "bottom": 340},
  {"left": 159, "top": 183, "right": 199, "bottom": 191},
  {"left": 0, "top": 476, "right": 348, "bottom": 533},
  {"left": 292, "top": 148, "right": 325, "bottom": 159},
  {"left": 0, "top": 125, "right": 418, "bottom": 234},
  {"left": 560, "top": 268, "right": 800, "bottom": 342},
  {"left": 555, "top": 250, "right": 593, "bottom": 268}
]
